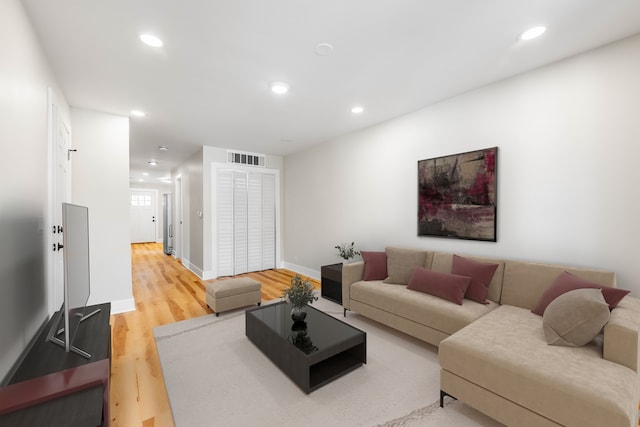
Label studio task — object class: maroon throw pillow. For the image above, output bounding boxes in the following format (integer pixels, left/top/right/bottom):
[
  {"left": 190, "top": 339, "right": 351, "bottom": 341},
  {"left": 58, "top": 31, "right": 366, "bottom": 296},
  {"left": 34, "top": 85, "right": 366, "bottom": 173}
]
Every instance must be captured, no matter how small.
[
  {"left": 361, "top": 251, "right": 388, "bottom": 281},
  {"left": 407, "top": 267, "right": 471, "bottom": 305},
  {"left": 451, "top": 255, "right": 499, "bottom": 304},
  {"left": 531, "top": 271, "right": 630, "bottom": 316}
]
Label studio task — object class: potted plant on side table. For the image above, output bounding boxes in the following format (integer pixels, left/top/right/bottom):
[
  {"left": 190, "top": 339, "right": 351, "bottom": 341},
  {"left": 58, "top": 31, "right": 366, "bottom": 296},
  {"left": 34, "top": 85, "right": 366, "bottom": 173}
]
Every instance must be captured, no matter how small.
[
  {"left": 282, "top": 274, "right": 318, "bottom": 321},
  {"left": 335, "top": 241, "right": 360, "bottom": 264}
]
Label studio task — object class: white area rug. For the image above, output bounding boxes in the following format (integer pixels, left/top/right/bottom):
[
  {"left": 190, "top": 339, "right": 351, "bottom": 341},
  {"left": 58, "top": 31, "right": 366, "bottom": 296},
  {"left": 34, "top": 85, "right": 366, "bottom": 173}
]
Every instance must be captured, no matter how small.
[{"left": 154, "top": 297, "right": 503, "bottom": 427}]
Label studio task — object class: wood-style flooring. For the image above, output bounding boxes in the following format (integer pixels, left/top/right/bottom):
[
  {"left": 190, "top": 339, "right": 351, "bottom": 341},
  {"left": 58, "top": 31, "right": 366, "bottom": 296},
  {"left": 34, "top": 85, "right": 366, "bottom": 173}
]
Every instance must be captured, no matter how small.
[{"left": 109, "top": 242, "right": 320, "bottom": 427}]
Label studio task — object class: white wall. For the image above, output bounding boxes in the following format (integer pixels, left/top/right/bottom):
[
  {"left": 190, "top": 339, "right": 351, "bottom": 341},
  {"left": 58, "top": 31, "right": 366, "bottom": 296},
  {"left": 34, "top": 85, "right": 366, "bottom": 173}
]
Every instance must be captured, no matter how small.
[
  {"left": 0, "top": 0, "right": 71, "bottom": 383},
  {"left": 284, "top": 34, "right": 640, "bottom": 295},
  {"left": 71, "top": 109, "right": 134, "bottom": 313}
]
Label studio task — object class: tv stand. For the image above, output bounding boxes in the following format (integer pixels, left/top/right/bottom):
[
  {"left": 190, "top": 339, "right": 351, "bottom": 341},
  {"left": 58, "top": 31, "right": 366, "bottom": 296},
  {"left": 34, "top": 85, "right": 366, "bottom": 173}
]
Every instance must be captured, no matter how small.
[{"left": 0, "top": 303, "right": 111, "bottom": 426}]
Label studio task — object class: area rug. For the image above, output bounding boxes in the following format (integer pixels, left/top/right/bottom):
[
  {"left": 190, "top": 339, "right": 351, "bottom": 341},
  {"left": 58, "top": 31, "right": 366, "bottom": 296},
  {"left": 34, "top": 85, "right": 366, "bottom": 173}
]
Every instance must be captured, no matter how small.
[{"left": 154, "top": 296, "right": 503, "bottom": 427}]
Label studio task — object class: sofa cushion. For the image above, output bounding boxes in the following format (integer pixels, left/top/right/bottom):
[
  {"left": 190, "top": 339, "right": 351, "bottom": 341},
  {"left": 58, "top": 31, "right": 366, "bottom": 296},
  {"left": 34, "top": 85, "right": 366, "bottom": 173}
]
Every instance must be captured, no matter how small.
[
  {"left": 501, "top": 261, "right": 616, "bottom": 311},
  {"left": 361, "top": 251, "right": 388, "bottom": 281},
  {"left": 407, "top": 267, "right": 470, "bottom": 305},
  {"left": 439, "top": 305, "right": 639, "bottom": 427},
  {"left": 543, "top": 288, "right": 610, "bottom": 347},
  {"left": 532, "top": 271, "right": 630, "bottom": 315},
  {"left": 383, "top": 247, "right": 431, "bottom": 285},
  {"left": 451, "top": 255, "right": 499, "bottom": 304},
  {"left": 431, "top": 252, "right": 505, "bottom": 303},
  {"left": 351, "top": 280, "right": 497, "bottom": 335}
]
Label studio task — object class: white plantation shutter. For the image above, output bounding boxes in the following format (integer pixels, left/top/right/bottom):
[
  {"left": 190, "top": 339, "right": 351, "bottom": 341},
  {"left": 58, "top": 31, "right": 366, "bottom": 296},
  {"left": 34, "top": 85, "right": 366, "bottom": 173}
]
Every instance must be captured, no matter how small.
[
  {"left": 216, "top": 168, "right": 276, "bottom": 277},
  {"left": 233, "top": 171, "right": 248, "bottom": 275},
  {"left": 262, "top": 173, "right": 275, "bottom": 269},
  {"left": 216, "top": 170, "right": 234, "bottom": 277},
  {"left": 247, "top": 173, "right": 263, "bottom": 272}
]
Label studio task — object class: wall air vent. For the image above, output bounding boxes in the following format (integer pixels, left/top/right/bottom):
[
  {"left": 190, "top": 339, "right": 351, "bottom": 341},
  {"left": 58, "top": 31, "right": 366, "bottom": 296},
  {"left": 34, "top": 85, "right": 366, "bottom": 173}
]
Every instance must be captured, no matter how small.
[{"left": 227, "top": 150, "right": 266, "bottom": 167}]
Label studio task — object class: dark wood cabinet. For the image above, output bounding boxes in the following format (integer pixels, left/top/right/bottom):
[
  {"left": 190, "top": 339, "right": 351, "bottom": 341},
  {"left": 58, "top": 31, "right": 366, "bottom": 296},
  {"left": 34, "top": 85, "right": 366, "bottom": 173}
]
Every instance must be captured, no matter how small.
[
  {"left": 321, "top": 263, "right": 343, "bottom": 304},
  {"left": 0, "top": 303, "right": 111, "bottom": 426}
]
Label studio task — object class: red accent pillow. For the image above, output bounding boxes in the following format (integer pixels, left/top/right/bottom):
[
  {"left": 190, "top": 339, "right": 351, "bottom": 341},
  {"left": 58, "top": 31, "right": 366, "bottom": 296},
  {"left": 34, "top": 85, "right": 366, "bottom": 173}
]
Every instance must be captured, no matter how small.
[
  {"left": 407, "top": 267, "right": 471, "bottom": 305},
  {"left": 451, "top": 255, "right": 499, "bottom": 304},
  {"left": 531, "top": 271, "right": 630, "bottom": 316},
  {"left": 361, "top": 251, "right": 388, "bottom": 281}
]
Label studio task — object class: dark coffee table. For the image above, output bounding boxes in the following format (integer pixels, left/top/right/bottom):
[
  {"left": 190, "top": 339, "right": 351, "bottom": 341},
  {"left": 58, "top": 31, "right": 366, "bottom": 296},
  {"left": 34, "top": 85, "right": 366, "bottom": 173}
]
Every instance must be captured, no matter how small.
[{"left": 245, "top": 301, "right": 366, "bottom": 394}]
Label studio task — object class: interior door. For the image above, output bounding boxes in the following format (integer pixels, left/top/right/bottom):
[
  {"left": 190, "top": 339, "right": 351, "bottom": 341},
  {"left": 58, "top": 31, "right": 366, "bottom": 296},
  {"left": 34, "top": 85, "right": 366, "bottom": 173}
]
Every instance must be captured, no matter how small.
[
  {"left": 215, "top": 168, "right": 276, "bottom": 277},
  {"left": 51, "top": 94, "right": 71, "bottom": 312},
  {"left": 129, "top": 190, "right": 156, "bottom": 243}
]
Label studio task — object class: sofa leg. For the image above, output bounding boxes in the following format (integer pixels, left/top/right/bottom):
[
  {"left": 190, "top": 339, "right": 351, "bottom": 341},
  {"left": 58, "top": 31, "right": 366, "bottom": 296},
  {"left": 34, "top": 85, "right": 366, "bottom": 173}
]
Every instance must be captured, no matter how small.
[
  {"left": 343, "top": 308, "right": 348, "bottom": 317},
  {"left": 257, "top": 302, "right": 261, "bottom": 306},
  {"left": 440, "top": 390, "right": 456, "bottom": 407},
  {"left": 216, "top": 312, "right": 220, "bottom": 317}
]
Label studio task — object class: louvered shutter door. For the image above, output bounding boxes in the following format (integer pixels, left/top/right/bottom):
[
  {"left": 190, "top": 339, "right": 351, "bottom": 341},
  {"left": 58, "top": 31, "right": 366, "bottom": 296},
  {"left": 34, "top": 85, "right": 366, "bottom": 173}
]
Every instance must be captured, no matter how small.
[
  {"left": 262, "top": 173, "right": 276, "bottom": 270},
  {"left": 247, "top": 173, "right": 263, "bottom": 272},
  {"left": 233, "top": 171, "right": 248, "bottom": 275},
  {"left": 216, "top": 169, "right": 234, "bottom": 276}
]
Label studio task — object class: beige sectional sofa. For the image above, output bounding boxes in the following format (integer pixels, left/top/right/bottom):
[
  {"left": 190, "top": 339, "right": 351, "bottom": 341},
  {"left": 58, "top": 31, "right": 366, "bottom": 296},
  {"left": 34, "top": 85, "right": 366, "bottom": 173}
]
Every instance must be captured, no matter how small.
[{"left": 341, "top": 247, "right": 640, "bottom": 427}]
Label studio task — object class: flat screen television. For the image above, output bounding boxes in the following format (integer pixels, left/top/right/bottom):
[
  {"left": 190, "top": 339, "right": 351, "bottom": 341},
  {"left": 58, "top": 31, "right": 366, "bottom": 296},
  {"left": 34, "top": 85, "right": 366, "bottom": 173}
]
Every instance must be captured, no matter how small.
[{"left": 46, "top": 203, "right": 100, "bottom": 358}]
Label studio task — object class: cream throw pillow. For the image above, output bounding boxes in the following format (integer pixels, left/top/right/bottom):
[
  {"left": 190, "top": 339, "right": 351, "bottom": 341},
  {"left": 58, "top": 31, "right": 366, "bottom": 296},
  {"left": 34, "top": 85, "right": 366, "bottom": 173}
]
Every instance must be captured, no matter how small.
[
  {"left": 543, "top": 288, "right": 610, "bottom": 347},
  {"left": 383, "top": 247, "right": 429, "bottom": 285}
]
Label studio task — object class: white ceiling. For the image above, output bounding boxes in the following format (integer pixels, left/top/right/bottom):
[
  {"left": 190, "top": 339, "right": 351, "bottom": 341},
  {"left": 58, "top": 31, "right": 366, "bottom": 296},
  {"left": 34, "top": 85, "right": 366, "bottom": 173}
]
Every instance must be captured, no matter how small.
[{"left": 22, "top": 0, "right": 640, "bottom": 184}]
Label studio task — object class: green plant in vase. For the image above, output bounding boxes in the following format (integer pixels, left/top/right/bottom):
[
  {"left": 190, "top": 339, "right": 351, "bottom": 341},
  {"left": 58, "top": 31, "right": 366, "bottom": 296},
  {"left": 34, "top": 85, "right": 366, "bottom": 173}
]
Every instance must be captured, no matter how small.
[
  {"left": 282, "top": 274, "right": 317, "bottom": 320},
  {"left": 335, "top": 241, "right": 360, "bottom": 263}
]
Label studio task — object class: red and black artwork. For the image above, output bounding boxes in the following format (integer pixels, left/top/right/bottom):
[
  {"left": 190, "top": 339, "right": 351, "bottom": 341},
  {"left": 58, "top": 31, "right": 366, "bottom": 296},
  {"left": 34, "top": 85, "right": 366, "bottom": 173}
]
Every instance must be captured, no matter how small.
[{"left": 418, "top": 147, "right": 497, "bottom": 241}]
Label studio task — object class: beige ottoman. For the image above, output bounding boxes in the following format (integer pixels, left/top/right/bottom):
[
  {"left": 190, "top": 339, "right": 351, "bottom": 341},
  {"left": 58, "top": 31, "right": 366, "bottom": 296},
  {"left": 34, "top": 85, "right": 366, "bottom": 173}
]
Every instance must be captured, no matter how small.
[{"left": 206, "top": 277, "right": 262, "bottom": 316}]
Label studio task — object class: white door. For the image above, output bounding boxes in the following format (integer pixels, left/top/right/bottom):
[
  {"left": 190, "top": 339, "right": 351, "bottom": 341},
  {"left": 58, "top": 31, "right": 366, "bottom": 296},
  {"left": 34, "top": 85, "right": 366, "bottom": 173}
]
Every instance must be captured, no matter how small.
[
  {"left": 49, "top": 91, "right": 71, "bottom": 312},
  {"left": 215, "top": 168, "right": 276, "bottom": 277},
  {"left": 233, "top": 171, "right": 248, "bottom": 274},
  {"left": 216, "top": 170, "right": 234, "bottom": 276},
  {"left": 130, "top": 190, "right": 157, "bottom": 243}
]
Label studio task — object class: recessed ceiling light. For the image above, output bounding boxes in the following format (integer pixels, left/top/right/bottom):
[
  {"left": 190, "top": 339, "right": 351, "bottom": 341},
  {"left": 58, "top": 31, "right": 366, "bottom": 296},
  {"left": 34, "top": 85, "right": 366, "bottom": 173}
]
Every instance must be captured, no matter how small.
[
  {"left": 148, "top": 160, "right": 158, "bottom": 166},
  {"left": 280, "top": 138, "right": 293, "bottom": 143},
  {"left": 271, "top": 82, "right": 290, "bottom": 95},
  {"left": 158, "top": 145, "right": 169, "bottom": 151},
  {"left": 520, "top": 26, "right": 546, "bottom": 41},
  {"left": 138, "top": 179, "right": 144, "bottom": 182},
  {"left": 143, "top": 172, "right": 149, "bottom": 176},
  {"left": 131, "top": 110, "right": 146, "bottom": 117},
  {"left": 315, "top": 43, "right": 334, "bottom": 56},
  {"left": 140, "top": 34, "right": 163, "bottom": 47},
  {"left": 351, "top": 105, "right": 364, "bottom": 114}
]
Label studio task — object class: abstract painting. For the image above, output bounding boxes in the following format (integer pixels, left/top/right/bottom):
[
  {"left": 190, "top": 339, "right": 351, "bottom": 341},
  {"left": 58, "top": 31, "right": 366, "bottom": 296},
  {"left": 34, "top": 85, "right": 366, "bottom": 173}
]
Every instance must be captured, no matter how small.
[{"left": 418, "top": 147, "right": 497, "bottom": 241}]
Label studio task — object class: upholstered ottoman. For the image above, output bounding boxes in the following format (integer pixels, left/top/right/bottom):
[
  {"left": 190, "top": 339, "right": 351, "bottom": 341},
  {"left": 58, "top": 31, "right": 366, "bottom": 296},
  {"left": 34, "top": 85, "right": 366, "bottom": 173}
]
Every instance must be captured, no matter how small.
[{"left": 206, "top": 277, "right": 262, "bottom": 316}]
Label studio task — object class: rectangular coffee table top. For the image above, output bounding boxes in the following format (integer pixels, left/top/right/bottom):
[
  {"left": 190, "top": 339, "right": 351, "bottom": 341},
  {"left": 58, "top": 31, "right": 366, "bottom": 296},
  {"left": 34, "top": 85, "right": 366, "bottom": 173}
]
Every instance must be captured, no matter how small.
[
  {"left": 248, "top": 301, "right": 363, "bottom": 355},
  {"left": 246, "top": 301, "right": 366, "bottom": 392}
]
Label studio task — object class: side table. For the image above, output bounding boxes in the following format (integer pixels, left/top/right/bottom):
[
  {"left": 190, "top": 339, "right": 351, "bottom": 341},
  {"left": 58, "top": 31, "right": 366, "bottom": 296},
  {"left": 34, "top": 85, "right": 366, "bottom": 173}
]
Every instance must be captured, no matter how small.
[{"left": 321, "top": 263, "right": 343, "bottom": 304}]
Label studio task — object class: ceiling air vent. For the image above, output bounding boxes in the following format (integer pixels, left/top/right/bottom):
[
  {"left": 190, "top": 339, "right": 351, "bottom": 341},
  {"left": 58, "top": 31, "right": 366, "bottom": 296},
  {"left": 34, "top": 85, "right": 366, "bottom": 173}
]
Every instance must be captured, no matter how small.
[{"left": 227, "top": 150, "right": 266, "bottom": 167}]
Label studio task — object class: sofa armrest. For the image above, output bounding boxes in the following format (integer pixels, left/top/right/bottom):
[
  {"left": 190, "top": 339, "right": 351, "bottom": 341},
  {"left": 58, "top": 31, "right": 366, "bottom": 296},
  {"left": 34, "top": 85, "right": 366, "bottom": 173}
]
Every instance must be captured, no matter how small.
[
  {"left": 604, "top": 295, "right": 640, "bottom": 373},
  {"left": 342, "top": 262, "right": 364, "bottom": 310}
]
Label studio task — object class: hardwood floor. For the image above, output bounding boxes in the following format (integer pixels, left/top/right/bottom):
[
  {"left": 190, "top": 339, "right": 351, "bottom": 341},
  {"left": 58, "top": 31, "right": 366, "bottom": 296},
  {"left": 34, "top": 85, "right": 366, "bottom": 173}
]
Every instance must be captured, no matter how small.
[{"left": 109, "top": 242, "right": 320, "bottom": 427}]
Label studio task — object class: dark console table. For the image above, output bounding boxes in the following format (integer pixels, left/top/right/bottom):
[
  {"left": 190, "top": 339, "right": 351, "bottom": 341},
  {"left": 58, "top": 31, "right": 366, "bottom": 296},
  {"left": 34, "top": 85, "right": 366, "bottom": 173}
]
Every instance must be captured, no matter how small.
[
  {"left": 321, "top": 263, "right": 343, "bottom": 304},
  {"left": 0, "top": 303, "right": 111, "bottom": 427}
]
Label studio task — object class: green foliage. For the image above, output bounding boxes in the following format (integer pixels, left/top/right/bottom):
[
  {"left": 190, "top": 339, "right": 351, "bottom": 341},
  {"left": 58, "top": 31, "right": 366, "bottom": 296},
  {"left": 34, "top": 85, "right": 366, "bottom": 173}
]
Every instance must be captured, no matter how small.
[
  {"left": 282, "top": 274, "right": 317, "bottom": 308},
  {"left": 335, "top": 241, "right": 360, "bottom": 260}
]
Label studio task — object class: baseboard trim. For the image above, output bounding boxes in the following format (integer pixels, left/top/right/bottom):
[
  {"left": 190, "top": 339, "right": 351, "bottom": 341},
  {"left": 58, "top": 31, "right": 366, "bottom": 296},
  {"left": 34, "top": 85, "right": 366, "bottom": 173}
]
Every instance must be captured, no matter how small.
[
  {"left": 182, "top": 258, "right": 205, "bottom": 280},
  {"left": 111, "top": 298, "right": 136, "bottom": 314},
  {"left": 281, "top": 262, "right": 320, "bottom": 281},
  {"left": 201, "top": 270, "right": 215, "bottom": 280}
]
